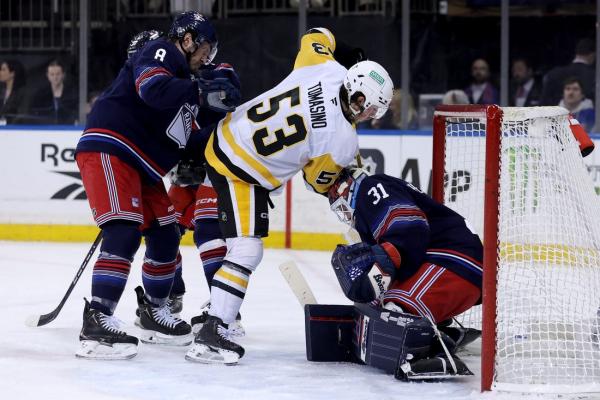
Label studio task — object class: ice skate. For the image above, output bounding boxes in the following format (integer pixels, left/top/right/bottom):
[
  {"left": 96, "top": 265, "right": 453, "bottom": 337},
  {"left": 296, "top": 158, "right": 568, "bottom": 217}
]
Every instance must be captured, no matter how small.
[
  {"left": 76, "top": 299, "right": 138, "bottom": 360},
  {"left": 134, "top": 286, "right": 192, "bottom": 346},
  {"left": 185, "top": 315, "right": 245, "bottom": 365},
  {"left": 191, "top": 302, "right": 245, "bottom": 338}
]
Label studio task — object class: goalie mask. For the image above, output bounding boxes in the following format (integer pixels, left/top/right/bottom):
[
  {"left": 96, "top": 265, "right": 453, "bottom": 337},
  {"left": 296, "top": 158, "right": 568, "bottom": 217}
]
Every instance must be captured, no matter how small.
[
  {"left": 328, "top": 167, "right": 369, "bottom": 226},
  {"left": 343, "top": 60, "right": 394, "bottom": 120}
]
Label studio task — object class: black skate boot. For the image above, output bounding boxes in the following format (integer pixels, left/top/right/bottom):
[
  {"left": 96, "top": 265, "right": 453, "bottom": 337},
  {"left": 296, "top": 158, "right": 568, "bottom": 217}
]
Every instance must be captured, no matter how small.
[
  {"left": 191, "top": 302, "right": 244, "bottom": 337},
  {"left": 185, "top": 315, "right": 245, "bottom": 365},
  {"left": 135, "top": 292, "right": 183, "bottom": 320},
  {"left": 134, "top": 286, "right": 192, "bottom": 346},
  {"left": 167, "top": 293, "right": 184, "bottom": 315},
  {"left": 76, "top": 299, "right": 138, "bottom": 360}
]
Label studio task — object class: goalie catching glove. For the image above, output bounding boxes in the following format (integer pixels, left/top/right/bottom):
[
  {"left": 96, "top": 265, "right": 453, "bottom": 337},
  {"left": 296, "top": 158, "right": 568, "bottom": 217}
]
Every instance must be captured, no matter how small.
[{"left": 331, "top": 242, "right": 401, "bottom": 303}]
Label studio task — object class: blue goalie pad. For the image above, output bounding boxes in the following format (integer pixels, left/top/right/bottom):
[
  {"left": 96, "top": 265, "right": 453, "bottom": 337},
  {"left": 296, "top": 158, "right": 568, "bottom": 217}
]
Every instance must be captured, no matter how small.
[
  {"left": 304, "top": 304, "right": 357, "bottom": 362},
  {"left": 352, "top": 303, "right": 436, "bottom": 379}
]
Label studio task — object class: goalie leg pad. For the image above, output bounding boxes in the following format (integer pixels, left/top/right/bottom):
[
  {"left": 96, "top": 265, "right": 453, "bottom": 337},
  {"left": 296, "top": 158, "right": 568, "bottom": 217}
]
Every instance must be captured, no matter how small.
[
  {"left": 304, "top": 304, "right": 356, "bottom": 362},
  {"left": 352, "top": 303, "right": 435, "bottom": 378}
]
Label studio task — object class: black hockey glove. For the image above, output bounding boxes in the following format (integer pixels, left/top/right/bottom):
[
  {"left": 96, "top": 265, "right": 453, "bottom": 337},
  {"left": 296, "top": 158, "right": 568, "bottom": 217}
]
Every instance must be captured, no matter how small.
[
  {"left": 200, "top": 63, "right": 241, "bottom": 91},
  {"left": 197, "top": 77, "right": 241, "bottom": 113},
  {"left": 333, "top": 40, "right": 366, "bottom": 69},
  {"left": 331, "top": 242, "right": 401, "bottom": 303},
  {"left": 168, "top": 160, "right": 206, "bottom": 187}
]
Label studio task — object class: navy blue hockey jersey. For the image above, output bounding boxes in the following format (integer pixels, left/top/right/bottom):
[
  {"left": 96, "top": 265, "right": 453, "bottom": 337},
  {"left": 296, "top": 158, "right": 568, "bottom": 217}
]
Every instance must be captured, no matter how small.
[
  {"left": 76, "top": 38, "right": 207, "bottom": 182},
  {"left": 353, "top": 175, "right": 483, "bottom": 288}
]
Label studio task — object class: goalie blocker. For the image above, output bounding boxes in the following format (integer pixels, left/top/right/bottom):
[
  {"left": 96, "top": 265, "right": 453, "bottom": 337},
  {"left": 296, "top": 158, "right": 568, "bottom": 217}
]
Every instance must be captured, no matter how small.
[{"left": 305, "top": 303, "right": 475, "bottom": 380}]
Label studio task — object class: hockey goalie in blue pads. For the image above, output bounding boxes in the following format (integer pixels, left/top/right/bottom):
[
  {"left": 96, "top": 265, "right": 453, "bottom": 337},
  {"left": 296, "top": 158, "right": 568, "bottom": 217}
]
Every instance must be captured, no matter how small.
[{"left": 305, "top": 167, "right": 483, "bottom": 380}]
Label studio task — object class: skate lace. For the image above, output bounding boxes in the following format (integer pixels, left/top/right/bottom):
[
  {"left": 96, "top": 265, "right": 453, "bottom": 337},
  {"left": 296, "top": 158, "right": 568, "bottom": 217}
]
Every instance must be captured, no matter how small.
[
  {"left": 99, "top": 314, "right": 126, "bottom": 335},
  {"left": 216, "top": 324, "right": 231, "bottom": 341},
  {"left": 152, "top": 305, "right": 183, "bottom": 329}
]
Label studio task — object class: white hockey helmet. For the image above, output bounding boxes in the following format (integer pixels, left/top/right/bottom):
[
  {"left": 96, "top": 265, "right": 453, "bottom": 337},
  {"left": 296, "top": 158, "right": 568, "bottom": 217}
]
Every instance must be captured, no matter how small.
[{"left": 343, "top": 60, "right": 394, "bottom": 120}]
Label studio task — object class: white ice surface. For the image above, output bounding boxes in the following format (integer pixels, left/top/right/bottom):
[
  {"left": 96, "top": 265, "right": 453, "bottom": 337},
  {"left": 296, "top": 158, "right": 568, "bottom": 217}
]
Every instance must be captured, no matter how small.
[{"left": 0, "top": 241, "right": 541, "bottom": 400}]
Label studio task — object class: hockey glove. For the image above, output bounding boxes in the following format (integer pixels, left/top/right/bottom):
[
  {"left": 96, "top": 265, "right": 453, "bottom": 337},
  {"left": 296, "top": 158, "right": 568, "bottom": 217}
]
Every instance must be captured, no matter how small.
[
  {"left": 331, "top": 242, "right": 401, "bottom": 303},
  {"left": 197, "top": 77, "right": 241, "bottom": 113},
  {"left": 168, "top": 160, "right": 206, "bottom": 187},
  {"left": 200, "top": 63, "right": 241, "bottom": 91}
]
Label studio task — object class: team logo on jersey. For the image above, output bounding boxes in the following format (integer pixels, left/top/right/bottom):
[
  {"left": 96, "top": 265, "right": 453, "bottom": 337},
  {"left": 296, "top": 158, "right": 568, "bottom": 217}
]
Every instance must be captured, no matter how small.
[
  {"left": 369, "top": 70, "right": 385, "bottom": 86},
  {"left": 132, "top": 197, "right": 140, "bottom": 208},
  {"left": 166, "top": 104, "right": 197, "bottom": 149}
]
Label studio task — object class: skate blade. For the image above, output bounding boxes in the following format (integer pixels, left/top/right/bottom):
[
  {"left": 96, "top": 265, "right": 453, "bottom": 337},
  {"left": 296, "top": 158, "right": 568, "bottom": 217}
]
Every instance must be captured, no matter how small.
[
  {"left": 185, "top": 344, "right": 240, "bottom": 365},
  {"left": 75, "top": 340, "right": 137, "bottom": 360},
  {"left": 406, "top": 372, "right": 471, "bottom": 380},
  {"left": 139, "top": 330, "right": 192, "bottom": 346}
]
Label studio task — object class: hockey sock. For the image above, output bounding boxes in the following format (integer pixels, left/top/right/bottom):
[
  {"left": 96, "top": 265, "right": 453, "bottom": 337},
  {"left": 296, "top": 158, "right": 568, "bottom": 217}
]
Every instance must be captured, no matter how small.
[
  {"left": 91, "top": 222, "right": 141, "bottom": 315},
  {"left": 143, "top": 223, "right": 181, "bottom": 306},
  {"left": 193, "top": 219, "right": 226, "bottom": 288},
  {"left": 209, "top": 261, "right": 251, "bottom": 324},
  {"left": 198, "top": 239, "right": 227, "bottom": 288},
  {"left": 170, "top": 252, "right": 185, "bottom": 296},
  {"left": 91, "top": 253, "right": 132, "bottom": 315}
]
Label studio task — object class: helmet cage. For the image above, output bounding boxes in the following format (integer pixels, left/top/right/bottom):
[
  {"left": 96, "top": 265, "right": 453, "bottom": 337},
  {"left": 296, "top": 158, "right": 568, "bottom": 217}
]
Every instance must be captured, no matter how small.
[{"left": 328, "top": 168, "right": 368, "bottom": 226}]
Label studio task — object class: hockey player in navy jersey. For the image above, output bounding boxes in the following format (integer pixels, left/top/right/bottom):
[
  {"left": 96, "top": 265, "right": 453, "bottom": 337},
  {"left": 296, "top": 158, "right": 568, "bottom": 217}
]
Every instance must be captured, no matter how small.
[
  {"left": 74, "top": 11, "right": 241, "bottom": 360},
  {"left": 124, "top": 29, "right": 244, "bottom": 338},
  {"left": 322, "top": 167, "right": 483, "bottom": 378}
]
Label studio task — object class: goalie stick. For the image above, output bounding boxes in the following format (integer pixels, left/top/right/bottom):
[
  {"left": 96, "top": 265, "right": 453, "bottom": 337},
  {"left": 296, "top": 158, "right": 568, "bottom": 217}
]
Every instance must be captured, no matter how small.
[
  {"left": 278, "top": 261, "right": 317, "bottom": 307},
  {"left": 25, "top": 231, "right": 102, "bottom": 327}
]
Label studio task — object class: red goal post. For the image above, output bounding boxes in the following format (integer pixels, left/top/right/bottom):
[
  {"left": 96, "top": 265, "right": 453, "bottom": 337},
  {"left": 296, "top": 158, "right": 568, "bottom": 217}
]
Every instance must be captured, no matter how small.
[{"left": 432, "top": 104, "right": 600, "bottom": 394}]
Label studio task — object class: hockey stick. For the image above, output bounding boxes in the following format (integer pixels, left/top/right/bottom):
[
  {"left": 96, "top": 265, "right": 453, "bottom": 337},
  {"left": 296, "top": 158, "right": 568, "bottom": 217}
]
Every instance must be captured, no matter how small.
[
  {"left": 278, "top": 260, "right": 317, "bottom": 307},
  {"left": 25, "top": 231, "right": 102, "bottom": 327}
]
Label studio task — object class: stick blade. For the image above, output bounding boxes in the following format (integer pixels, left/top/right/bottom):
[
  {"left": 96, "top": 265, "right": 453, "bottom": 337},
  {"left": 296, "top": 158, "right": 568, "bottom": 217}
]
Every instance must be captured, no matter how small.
[
  {"left": 25, "top": 314, "right": 41, "bottom": 327},
  {"left": 278, "top": 261, "right": 317, "bottom": 307}
]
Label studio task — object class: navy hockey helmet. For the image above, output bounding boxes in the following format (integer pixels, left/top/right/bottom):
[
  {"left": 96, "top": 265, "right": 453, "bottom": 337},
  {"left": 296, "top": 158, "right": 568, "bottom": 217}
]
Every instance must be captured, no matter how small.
[
  {"left": 127, "top": 30, "right": 163, "bottom": 59},
  {"left": 168, "top": 11, "right": 218, "bottom": 64},
  {"left": 328, "top": 167, "right": 369, "bottom": 226}
]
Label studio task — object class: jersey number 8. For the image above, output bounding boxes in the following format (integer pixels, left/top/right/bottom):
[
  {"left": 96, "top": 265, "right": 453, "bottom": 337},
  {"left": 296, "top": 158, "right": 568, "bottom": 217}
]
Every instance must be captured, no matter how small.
[{"left": 247, "top": 87, "right": 308, "bottom": 157}]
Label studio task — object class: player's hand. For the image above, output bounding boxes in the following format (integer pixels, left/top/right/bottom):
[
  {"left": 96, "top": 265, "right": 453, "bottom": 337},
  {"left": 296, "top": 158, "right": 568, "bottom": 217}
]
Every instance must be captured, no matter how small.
[
  {"left": 197, "top": 77, "right": 241, "bottom": 113},
  {"left": 203, "top": 63, "right": 241, "bottom": 90}
]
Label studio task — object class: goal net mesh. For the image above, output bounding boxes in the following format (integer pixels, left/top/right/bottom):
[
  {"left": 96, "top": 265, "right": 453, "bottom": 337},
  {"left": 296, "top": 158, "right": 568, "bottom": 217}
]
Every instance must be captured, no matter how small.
[{"left": 436, "top": 106, "right": 600, "bottom": 393}]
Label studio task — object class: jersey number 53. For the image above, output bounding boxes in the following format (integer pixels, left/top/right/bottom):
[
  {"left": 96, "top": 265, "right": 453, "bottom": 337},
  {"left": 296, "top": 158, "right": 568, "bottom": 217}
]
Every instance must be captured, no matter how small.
[{"left": 247, "top": 87, "right": 308, "bottom": 157}]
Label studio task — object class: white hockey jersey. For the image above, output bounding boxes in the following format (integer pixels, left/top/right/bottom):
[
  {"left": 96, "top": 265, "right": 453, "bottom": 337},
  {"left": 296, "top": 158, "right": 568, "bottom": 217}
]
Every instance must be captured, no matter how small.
[{"left": 204, "top": 28, "right": 359, "bottom": 194}]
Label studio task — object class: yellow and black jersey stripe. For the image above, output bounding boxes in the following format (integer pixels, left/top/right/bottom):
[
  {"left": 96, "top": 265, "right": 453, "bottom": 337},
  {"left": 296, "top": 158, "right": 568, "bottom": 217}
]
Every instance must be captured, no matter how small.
[
  {"left": 294, "top": 28, "right": 337, "bottom": 70},
  {"left": 302, "top": 153, "right": 345, "bottom": 194}
]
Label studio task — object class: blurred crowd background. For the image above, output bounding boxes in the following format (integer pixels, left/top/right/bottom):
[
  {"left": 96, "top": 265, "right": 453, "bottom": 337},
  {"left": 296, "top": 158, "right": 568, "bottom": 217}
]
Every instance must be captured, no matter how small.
[{"left": 0, "top": 0, "right": 597, "bottom": 131}]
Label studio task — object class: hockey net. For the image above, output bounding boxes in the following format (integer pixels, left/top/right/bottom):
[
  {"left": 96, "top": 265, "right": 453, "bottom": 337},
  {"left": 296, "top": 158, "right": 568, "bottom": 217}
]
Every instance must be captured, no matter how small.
[{"left": 432, "top": 105, "right": 600, "bottom": 394}]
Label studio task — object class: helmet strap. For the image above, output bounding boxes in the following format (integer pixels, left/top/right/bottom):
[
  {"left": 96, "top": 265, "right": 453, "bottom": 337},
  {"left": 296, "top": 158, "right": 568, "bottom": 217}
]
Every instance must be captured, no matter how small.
[{"left": 178, "top": 38, "right": 198, "bottom": 64}]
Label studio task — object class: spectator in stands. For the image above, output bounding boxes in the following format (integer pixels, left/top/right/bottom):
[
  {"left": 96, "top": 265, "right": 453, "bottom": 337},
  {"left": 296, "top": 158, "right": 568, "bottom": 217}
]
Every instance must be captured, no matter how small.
[
  {"left": 442, "top": 89, "right": 469, "bottom": 105},
  {"left": 541, "top": 38, "right": 595, "bottom": 106},
  {"left": 0, "top": 59, "right": 26, "bottom": 124},
  {"left": 510, "top": 57, "right": 542, "bottom": 107},
  {"left": 366, "top": 90, "right": 417, "bottom": 130},
  {"left": 464, "top": 58, "right": 498, "bottom": 105},
  {"left": 28, "top": 59, "right": 77, "bottom": 124},
  {"left": 86, "top": 90, "right": 102, "bottom": 117},
  {"left": 559, "top": 77, "right": 595, "bottom": 132}
]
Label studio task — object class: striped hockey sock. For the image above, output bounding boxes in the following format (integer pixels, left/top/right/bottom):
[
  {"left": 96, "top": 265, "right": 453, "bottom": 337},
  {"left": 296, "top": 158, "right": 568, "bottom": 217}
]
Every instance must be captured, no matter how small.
[
  {"left": 170, "top": 252, "right": 185, "bottom": 296},
  {"left": 142, "top": 257, "right": 177, "bottom": 307},
  {"left": 198, "top": 239, "right": 227, "bottom": 288},
  {"left": 209, "top": 261, "right": 250, "bottom": 324},
  {"left": 90, "top": 251, "right": 131, "bottom": 315}
]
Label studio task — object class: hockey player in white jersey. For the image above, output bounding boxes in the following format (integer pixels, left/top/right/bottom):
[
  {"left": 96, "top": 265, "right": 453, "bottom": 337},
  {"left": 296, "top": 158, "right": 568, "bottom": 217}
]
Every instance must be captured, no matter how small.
[{"left": 185, "top": 28, "right": 394, "bottom": 364}]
